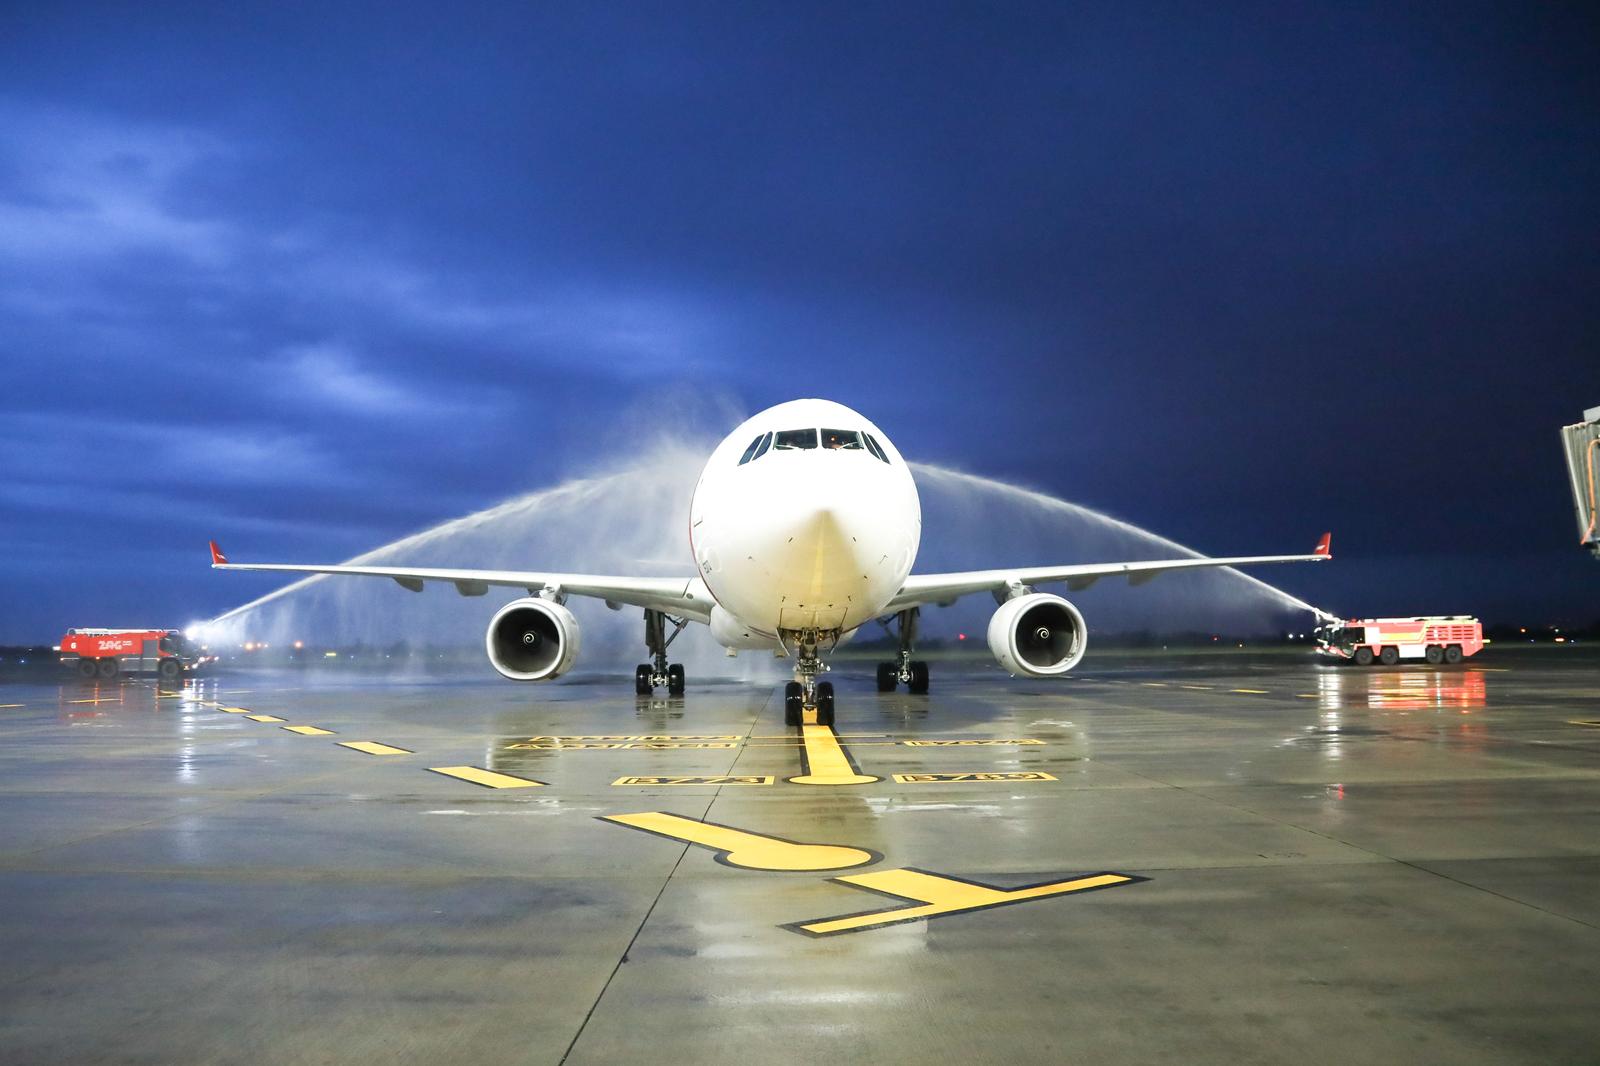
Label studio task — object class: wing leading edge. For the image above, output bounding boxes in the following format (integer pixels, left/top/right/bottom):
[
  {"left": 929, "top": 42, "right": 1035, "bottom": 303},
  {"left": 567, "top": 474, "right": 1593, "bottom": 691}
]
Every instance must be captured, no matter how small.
[
  {"left": 207, "top": 541, "right": 713, "bottom": 622},
  {"left": 886, "top": 532, "right": 1331, "bottom": 613}
]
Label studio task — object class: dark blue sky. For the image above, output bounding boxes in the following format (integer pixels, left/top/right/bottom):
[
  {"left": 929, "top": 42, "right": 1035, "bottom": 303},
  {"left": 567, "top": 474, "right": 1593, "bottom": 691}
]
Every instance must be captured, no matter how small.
[{"left": 3, "top": 2, "right": 1597, "bottom": 643}]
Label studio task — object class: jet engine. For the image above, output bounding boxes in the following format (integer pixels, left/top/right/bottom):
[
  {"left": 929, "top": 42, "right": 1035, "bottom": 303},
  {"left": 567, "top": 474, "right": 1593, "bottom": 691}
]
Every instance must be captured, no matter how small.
[
  {"left": 987, "top": 592, "right": 1087, "bottom": 677},
  {"left": 485, "top": 597, "right": 581, "bottom": 681}
]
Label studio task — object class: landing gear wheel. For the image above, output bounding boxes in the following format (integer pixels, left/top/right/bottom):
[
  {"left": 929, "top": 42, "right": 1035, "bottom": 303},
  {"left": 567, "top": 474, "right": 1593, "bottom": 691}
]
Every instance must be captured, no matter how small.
[
  {"left": 783, "top": 681, "right": 804, "bottom": 726},
  {"left": 1424, "top": 646, "right": 1444, "bottom": 665},
  {"left": 1353, "top": 647, "right": 1374, "bottom": 666},
  {"left": 77, "top": 659, "right": 97, "bottom": 679},
  {"left": 1444, "top": 645, "right": 1463, "bottom": 664},
  {"left": 1379, "top": 646, "right": 1399, "bottom": 666},
  {"left": 908, "top": 660, "right": 930, "bottom": 694},
  {"left": 876, "top": 663, "right": 896, "bottom": 692},
  {"left": 634, "top": 664, "right": 652, "bottom": 695},
  {"left": 667, "top": 663, "right": 685, "bottom": 696},
  {"left": 816, "top": 681, "right": 835, "bottom": 726},
  {"left": 96, "top": 658, "right": 119, "bottom": 679},
  {"left": 158, "top": 659, "right": 182, "bottom": 681}
]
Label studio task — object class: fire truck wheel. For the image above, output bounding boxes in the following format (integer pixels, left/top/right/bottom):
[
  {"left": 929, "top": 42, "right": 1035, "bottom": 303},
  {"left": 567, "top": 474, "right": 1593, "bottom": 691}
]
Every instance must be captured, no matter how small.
[
  {"left": 158, "top": 659, "right": 182, "bottom": 680},
  {"left": 1425, "top": 646, "right": 1444, "bottom": 665},
  {"left": 1444, "top": 645, "right": 1463, "bottom": 664},
  {"left": 1378, "top": 646, "right": 1399, "bottom": 666},
  {"left": 96, "top": 658, "right": 120, "bottom": 679},
  {"left": 76, "top": 659, "right": 97, "bottom": 678},
  {"left": 1353, "top": 647, "right": 1374, "bottom": 666}
]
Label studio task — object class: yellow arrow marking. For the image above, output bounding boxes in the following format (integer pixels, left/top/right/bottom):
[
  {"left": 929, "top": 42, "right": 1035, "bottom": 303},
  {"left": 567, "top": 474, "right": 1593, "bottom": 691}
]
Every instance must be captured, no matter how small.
[
  {"left": 245, "top": 714, "right": 286, "bottom": 723},
  {"left": 788, "top": 725, "right": 879, "bottom": 785},
  {"left": 791, "top": 868, "right": 1143, "bottom": 936},
  {"left": 282, "top": 725, "right": 336, "bottom": 736},
  {"left": 428, "top": 765, "right": 545, "bottom": 788},
  {"left": 338, "top": 741, "right": 413, "bottom": 756},
  {"left": 601, "top": 812, "right": 877, "bottom": 871}
]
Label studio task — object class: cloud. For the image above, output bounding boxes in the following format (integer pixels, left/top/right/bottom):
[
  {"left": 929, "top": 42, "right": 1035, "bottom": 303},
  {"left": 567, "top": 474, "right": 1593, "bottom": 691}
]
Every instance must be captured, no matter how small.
[{"left": 279, "top": 342, "right": 431, "bottom": 414}]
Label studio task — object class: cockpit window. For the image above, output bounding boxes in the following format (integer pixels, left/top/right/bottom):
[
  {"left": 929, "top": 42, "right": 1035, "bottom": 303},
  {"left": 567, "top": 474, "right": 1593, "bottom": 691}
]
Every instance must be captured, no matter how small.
[
  {"left": 737, "top": 434, "right": 765, "bottom": 465},
  {"left": 820, "top": 428, "right": 864, "bottom": 450},
  {"left": 863, "top": 432, "right": 890, "bottom": 463},
  {"left": 773, "top": 428, "right": 818, "bottom": 450},
  {"left": 751, "top": 432, "right": 772, "bottom": 461}
]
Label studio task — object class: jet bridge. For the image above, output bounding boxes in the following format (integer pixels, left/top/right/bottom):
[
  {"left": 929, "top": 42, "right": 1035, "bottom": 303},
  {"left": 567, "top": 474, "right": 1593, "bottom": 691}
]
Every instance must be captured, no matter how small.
[{"left": 1561, "top": 405, "right": 1600, "bottom": 559}]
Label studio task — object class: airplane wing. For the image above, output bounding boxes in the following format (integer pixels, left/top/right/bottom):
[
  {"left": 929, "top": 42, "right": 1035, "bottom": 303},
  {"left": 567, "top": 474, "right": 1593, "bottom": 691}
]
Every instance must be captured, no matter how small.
[
  {"left": 884, "top": 533, "right": 1331, "bottom": 613},
  {"left": 208, "top": 541, "right": 713, "bottom": 621}
]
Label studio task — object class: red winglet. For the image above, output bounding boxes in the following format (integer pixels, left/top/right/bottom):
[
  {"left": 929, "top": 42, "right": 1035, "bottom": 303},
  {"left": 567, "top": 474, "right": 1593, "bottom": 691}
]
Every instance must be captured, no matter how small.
[
  {"left": 1313, "top": 532, "right": 1332, "bottom": 558},
  {"left": 209, "top": 540, "right": 228, "bottom": 566}
]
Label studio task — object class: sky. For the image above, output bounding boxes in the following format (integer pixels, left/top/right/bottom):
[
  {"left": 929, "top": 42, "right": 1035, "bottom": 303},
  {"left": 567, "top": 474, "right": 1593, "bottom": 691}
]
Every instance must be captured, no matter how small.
[{"left": 2, "top": 2, "right": 1598, "bottom": 644}]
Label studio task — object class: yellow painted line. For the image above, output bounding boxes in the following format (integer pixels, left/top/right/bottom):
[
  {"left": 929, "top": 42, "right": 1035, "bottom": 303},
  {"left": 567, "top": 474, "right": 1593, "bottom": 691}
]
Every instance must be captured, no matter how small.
[
  {"left": 789, "top": 725, "right": 879, "bottom": 785},
  {"left": 428, "top": 765, "right": 545, "bottom": 789},
  {"left": 67, "top": 698, "right": 118, "bottom": 704},
  {"left": 893, "top": 772, "right": 1057, "bottom": 783},
  {"left": 1568, "top": 720, "right": 1600, "bottom": 729},
  {"left": 601, "top": 812, "right": 876, "bottom": 871},
  {"left": 791, "top": 868, "right": 1143, "bottom": 936},
  {"left": 519, "top": 734, "right": 740, "bottom": 742},
  {"left": 217, "top": 706, "right": 254, "bottom": 714},
  {"left": 282, "top": 725, "right": 336, "bottom": 736},
  {"left": 506, "top": 740, "right": 737, "bottom": 750},
  {"left": 338, "top": 741, "right": 413, "bottom": 756},
  {"left": 1231, "top": 688, "right": 1270, "bottom": 694},
  {"left": 901, "top": 739, "right": 1044, "bottom": 747},
  {"left": 1141, "top": 682, "right": 1168, "bottom": 687},
  {"left": 245, "top": 714, "right": 286, "bottom": 723},
  {"left": 157, "top": 692, "right": 183, "bottom": 699},
  {"left": 0, "top": 703, "right": 24, "bottom": 708},
  {"left": 613, "top": 776, "right": 774, "bottom": 786},
  {"left": 1180, "top": 685, "right": 1213, "bottom": 690},
  {"left": 1296, "top": 694, "right": 1319, "bottom": 699}
]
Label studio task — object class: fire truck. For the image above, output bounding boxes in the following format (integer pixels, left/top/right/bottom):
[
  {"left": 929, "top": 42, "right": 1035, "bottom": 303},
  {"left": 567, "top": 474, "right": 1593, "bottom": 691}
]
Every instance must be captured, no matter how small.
[
  {"left": 1315, "top": 616, "right": 1483, "bottom": 666},
  {"left": 58, "top": 628, "right": 209, "bottom": 680}
]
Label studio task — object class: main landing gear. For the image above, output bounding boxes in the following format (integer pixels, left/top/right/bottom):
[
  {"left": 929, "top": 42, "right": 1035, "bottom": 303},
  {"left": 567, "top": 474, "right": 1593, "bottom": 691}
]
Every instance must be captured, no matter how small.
[
  {"left": 634, "top": 609, "right": 688, "bottom": 696},
  {"left": 876, "top": 607, "right": 930, "bottom": 695},
  {"left": 784, "top": 629, "right": 836, "bottom": 727}
]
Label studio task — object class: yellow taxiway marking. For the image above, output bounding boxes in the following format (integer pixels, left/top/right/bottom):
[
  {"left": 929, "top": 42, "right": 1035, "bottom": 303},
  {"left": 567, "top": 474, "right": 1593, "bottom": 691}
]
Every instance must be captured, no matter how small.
[
  {"left": 0, "top": 703, "right": 24, "bottom": 708},
  {"left": 601, "top": 812, "right": 877, "bottom": 871},
  {"left": 789, "top": 725, "right": 880, "bottom": 785},
  {"left": 282, "top": 725, "right": 336, "bottom": 736},
  {"left": 791, "top": 868, "right": 1143, "bottom": 937},
  {"left": 157, "top": 692, "right": 184, "bottom": 699},
  {"left": 893, "top": 772, "right": 1056, "bottom": 783},
  {"left": 1569, "top": 720, "right": 1600, "bottom": 729},
  {"left": 217, "top": 706, "right": 254, "bottom": 714},
  {"left": 428, "top": 765, "right": 545, "bottom": 789},
  {"left": 67, "top": 698, "right": 119, "bottom": 704},
  {"left": 613, "top": 776, "right": 774, "bottom": 786},
  {"left": 517, "top": 734, "right": 740, "bottom": 743},
  {"left": 245, "top": 714, "right": 286, "bottom": 723},
  {"left": 1231, "top": 688, "right": 1270, "bottom": 694},
  {"left": 1141, "top": 682, "right": 1168, "bottom": 687},
  {"left": 901, "top": 739, "right": 1044, "bottom": 747},
  {"left": 508, "top": 741, "right": 737, "bottom": 750},
  {"left": 338, "top": 741, "right": 413, "bottom": 756},
  {"left": 1295, "top": 694, "right": 1319, "bottom": 699},
  {"left": 1180, "top": 685, "right": 1214, "bottom": 690}
]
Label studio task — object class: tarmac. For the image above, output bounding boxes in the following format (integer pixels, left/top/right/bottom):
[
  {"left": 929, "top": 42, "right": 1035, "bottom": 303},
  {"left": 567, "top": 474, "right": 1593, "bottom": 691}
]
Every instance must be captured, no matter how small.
[{"left": 1, "top": 646, "right": 1597, "bottom": 1064}]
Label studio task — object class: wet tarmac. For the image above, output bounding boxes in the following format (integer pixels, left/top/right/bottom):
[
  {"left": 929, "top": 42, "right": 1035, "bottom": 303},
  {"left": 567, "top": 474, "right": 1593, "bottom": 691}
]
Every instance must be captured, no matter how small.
[{"left": 1, "top": 647, "right": 1597, "bottom": 1064}]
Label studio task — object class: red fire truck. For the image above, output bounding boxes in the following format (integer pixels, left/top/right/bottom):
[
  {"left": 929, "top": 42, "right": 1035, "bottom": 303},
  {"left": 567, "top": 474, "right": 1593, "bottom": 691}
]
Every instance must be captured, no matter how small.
[
  {"left": 1315, "top": 616, "right": 1484, "bottom": 666},
  {"left": 58, "top": 628, "right": 209, "bottom": 680}
]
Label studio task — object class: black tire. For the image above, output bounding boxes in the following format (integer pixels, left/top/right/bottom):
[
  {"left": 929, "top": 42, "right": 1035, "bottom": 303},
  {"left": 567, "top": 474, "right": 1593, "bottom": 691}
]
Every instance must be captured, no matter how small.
[
  {"left": 76, "top": 659, "right": 97, "bottom": 678},
  {"left": 876, "top": 663, "right": 896, "bottom": 692},
  {"left": 1444, "top": 645, "right": 1463, "bottom": 664},
  {"left": 1353, "top": 647, "right": 1374, "bottom": 666},
  {"left": 634, "top": 664, "right": 653, "bottom": 695},
  {"left": 816, "top": 681, "right": 835, "bottom": 726},
  {"left": 158, "top": 659, "right": 182, "bottom": 680},
  {"left": 1424, "top": 646, "right": 1444, "bottom": 665},
  {"left": 667, "top": 663, "right": 685, "bottom": 696},
  {"left": 1379, "top": 646, "right": 1399, "bottom": 666},
  {"left": 96, "top": 658, "right": 119, "bottom": 679},
  {"left": 908, "top": 660, "right": 930, "bottom": 694},
  {"left": 783, "top": 681, "right": 804, "bottom": 726}
]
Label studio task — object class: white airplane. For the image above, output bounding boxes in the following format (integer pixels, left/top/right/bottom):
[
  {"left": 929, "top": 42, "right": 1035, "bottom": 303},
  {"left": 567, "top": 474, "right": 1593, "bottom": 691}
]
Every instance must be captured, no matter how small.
[{"left": 210, "top": 398, "right": 1330, "bottom": 725}]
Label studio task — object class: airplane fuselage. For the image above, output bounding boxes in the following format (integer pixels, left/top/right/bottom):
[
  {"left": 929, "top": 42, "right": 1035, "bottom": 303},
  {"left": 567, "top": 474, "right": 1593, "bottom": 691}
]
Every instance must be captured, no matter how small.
[{"left": 690, "top": 399, "right": 921, "bottom": 646}]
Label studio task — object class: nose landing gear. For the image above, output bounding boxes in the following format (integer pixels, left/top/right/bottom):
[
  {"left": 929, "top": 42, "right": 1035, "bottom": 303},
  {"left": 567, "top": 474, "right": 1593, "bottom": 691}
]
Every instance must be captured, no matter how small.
[
  {"left": 634, "top": 609, "right": 688, "bottom": 696},
  {"left": 783, "top": 629, "right": 836, "bottom": 727},
  {"left": 876, "top": 607, "right": 929, "bottom": 694}
]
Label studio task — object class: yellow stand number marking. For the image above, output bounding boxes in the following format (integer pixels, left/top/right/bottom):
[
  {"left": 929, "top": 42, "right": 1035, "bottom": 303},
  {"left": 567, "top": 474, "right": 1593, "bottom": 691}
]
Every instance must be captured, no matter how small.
[
  {"left": 788, "top": 725, "right": 879, "bottom": 785},
  {"left": 792, "top": 868, "right": 1142, "bottom": 937},
  {"left": 601, "top": 812, "right": 877, "bottom": 871}
]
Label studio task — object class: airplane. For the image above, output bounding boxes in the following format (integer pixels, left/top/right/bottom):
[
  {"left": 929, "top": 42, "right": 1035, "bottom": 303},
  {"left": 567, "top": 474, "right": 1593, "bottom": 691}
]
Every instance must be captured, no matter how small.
[{"left": 209, "top": 397, "right": 1330, "bottom": 725}]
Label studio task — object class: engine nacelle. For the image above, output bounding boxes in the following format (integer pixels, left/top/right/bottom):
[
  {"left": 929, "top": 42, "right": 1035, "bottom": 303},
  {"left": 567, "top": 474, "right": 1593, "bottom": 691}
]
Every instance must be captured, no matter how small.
[
  {"left": 987, "top": 592, "right": 1087, "bottom": 677},
  {"left": 485, "top": 597, "right": 581, "bottom": 681}
]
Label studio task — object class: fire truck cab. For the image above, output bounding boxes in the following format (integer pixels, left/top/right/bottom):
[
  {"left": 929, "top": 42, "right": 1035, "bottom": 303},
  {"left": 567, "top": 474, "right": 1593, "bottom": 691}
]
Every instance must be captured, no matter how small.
[
  {"left": 58, "top": 628, "right": 207, "bottom": 681},
  {"left": 1315, "top": 616, "right": 1483, "bottom": 666}
]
